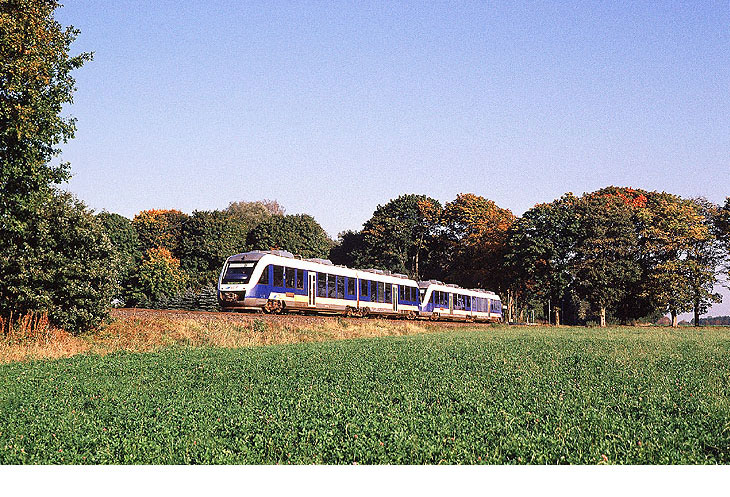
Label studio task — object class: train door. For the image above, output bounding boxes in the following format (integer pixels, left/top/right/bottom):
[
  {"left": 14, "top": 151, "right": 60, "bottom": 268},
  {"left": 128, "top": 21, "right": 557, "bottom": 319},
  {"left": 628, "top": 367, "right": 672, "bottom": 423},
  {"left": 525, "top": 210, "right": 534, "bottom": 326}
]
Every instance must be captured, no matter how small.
[
  {"left": 393, "top": 284, "right": 398, "bottom": 312},
  {"left": 308, "top": 273, "right": 316, "bottom": 307},
  {"left": 448, "top": 293, "right": 454, "bottom": 315}
]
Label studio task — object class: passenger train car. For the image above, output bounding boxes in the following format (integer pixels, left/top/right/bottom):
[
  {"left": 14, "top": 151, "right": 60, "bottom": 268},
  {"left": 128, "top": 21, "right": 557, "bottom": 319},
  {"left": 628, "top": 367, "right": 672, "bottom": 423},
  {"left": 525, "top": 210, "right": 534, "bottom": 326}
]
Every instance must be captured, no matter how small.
[
  {"left": 218, "top": 250, "right": 501, "bottom": 322},
  {"left": 418, "top": 281, "right": 502, "bottom": 322}
]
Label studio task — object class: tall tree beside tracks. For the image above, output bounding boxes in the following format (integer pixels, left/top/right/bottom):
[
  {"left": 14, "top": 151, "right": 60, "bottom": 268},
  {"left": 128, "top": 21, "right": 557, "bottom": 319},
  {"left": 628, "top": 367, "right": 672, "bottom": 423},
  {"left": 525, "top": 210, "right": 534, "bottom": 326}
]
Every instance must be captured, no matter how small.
[
  {"left": 0, "top": 1, "right": 115, "bottom": 333},
  {"left": 440, "top": 193, "right": 515, "bottom": 294},
  {"left": 355, "top": 194, "right": 442, "bottom": 279},
  {"left": 640, "top": 194, "right": 723, "bottom": 327},
  {"left": 503, "top": 194, "right": 581, "bottom": 325},
  {"left": 573, "top": 194, "right": 642, "bottom": 327}
]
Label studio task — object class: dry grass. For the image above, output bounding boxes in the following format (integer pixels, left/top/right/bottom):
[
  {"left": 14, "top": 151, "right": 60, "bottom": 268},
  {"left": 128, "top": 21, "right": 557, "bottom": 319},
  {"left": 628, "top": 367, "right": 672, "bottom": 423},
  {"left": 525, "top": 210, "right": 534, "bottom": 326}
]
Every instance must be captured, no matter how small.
[{"left": 0, "top": 309, "right": 475, "bottom": 364}]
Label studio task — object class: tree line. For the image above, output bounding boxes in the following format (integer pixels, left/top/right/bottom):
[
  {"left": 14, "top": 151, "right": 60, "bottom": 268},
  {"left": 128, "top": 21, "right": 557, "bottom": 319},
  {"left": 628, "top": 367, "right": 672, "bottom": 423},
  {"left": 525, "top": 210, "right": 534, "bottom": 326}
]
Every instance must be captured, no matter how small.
[
  {"left": 327, "top": 190, "right": 730, "bottom": 328},
  {"left": 2, "top": 2, "right": 729, "bottom": 333}
]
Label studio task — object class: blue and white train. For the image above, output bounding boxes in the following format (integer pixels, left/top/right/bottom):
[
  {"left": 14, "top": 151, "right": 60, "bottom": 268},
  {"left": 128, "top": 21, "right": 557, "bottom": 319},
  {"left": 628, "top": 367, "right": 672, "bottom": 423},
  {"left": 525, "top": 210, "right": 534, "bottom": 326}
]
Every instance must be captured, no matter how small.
[{"left": 217, "top": 250, "right": 502, "bottom": 322}]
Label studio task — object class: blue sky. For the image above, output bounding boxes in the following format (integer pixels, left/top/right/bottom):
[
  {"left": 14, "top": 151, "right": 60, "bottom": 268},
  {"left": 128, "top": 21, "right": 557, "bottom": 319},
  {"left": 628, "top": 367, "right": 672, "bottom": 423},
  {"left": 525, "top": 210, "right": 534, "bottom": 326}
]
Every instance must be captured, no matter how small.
[{"left": 55, "top": 1, "right": 729, "bottom": 315}]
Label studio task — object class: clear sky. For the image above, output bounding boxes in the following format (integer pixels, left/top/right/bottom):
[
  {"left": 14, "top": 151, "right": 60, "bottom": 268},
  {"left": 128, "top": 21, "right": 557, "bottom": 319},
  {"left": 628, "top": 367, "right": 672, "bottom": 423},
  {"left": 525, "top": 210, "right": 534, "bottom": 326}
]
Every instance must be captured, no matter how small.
[{"left": 55, "top": 1, "right": 729, "bottom": 316}]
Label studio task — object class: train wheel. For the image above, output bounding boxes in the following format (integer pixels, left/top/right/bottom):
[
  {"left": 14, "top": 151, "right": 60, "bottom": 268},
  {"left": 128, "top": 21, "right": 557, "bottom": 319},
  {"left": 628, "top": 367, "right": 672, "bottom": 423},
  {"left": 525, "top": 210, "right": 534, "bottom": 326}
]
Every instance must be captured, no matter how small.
[{"left": 263, "top": 300, "right": 276, "bottom": 314}]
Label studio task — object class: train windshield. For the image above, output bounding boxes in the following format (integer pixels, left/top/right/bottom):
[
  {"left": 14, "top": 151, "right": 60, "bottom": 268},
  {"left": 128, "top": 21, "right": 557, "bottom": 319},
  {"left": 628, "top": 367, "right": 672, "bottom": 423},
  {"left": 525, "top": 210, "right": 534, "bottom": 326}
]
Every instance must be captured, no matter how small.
[{"left": 222, "top": 262, "right": 256, "bottom": 284}]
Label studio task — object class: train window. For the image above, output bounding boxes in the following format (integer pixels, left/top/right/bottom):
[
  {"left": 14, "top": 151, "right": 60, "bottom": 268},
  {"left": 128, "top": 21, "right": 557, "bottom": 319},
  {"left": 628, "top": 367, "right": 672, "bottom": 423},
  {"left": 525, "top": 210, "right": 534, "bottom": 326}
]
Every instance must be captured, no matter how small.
[
  {"left": 360, "top": 280, "right": 369, "bottom": 301},
  {"left": 410, "top": 287, "right": 415, "bottom": 302},
  {"left": 296, "top": 269, "right": 305, "bottom": 290},
  {"left": 273, "top": 265, "right": 284, "bottom": 287},
  {"left": 347, "top": 277, "right": 355, "bottom": 297},
  {"left": 336, "top": 276, "right": 345, "bottom": 299},
  {"left": 317, "top": 272, "right": 327, "bottom": 297},
  {"left": 384, "top": 284, "right": 391, "bottom": 303},
  {"left": 221, "top": 261, "right": 256, "bottom": 284},
  {"left": 398, "top": 285, "right": 403, "bottom": 302},
  {"left": 377, "top": 282, "right": 384, "bottom": 303},
  {"left": 285, "top": 267, "right": 295, "bottom": 289},
  {"left": 466, "top": 296, "right": 471, "bottom": 310},
  {"left": 327, "top": 274, "right": 336, "bottom": 298}
]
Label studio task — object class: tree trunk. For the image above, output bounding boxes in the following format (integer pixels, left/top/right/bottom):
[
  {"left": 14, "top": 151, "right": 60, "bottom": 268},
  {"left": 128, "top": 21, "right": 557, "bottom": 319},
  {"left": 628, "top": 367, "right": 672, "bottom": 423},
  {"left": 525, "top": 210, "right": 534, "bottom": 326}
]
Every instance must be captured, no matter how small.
[
  {"left": 600, "top": 307, "right": 606, "bottom": 328},
  {"left": 671, "top": 310, "right": 678, "bottom": 328},
  {"left": 554, "top": 308, "right": 560, "bottom": 326},
  {"left": 694, "top": 303, "right": 700, "bottom": 327}
]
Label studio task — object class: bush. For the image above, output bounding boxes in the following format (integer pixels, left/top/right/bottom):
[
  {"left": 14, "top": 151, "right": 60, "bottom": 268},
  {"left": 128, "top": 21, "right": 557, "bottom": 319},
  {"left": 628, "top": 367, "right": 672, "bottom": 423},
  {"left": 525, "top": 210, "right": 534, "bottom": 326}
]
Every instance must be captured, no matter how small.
[{"left": 0, "top": 191, "right": 117, "bottom": 334}]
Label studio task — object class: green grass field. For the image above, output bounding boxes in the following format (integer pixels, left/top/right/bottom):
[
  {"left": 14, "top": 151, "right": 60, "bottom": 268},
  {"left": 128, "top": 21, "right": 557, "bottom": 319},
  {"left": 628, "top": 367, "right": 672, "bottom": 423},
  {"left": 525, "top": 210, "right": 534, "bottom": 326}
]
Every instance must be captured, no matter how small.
[{"left": 1, "top": 325, "right": 729, "bottom": 464}]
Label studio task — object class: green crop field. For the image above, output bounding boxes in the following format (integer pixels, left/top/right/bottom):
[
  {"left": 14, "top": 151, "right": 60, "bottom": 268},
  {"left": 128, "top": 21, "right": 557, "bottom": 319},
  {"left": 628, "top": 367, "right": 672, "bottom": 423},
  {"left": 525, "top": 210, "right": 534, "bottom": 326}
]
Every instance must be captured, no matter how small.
[{"left": 1, "top": 325, "right": 730, "bottom": 464}]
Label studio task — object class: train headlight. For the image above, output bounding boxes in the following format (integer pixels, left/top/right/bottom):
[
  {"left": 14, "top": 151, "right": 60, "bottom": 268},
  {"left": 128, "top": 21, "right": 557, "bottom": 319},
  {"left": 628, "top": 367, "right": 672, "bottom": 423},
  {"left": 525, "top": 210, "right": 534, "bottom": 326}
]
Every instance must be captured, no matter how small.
[{"left": 221, "top": 292, "right": 238, "bottom": 302}]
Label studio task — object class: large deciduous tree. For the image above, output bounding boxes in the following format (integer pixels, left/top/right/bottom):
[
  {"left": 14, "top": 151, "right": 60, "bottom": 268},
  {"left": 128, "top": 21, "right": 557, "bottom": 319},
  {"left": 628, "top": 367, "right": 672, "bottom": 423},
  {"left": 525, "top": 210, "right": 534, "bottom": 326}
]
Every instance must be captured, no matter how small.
[
  {"left": 0, "top": 1, "right": 116, "bottom": 332},
  {"left": 439, "top": 193, "right": 515, "bottom": 293},
  {"left": 639, "top": 194, "right": 722, "bottom": 327},
  {"left": 354, "top": 194, "right": 442, "bottom": 278},
  {"left": 504, "top": 194, "right": 581, "bottom": 325},
  {"left": 573, "top": 193, "right": 642, "bottom": 327}
]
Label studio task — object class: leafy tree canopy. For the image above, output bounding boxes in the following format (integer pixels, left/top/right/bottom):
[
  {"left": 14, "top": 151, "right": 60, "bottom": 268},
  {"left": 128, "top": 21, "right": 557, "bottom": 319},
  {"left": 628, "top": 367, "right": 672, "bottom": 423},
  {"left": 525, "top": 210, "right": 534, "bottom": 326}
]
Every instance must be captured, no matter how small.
[
  {"left": 357, "top": 194, "right": 442, "bottom": 278},
  {"left": 247, "top": 214, "right": 332, "bottom": 259},
  {"left": 178, "top": 210, "right": 249, "bottom": 288},
  {"left": 132, "top": 209, "right": 188, "bottom": 257},
  {"left": 440, "top": 193, "right": 515, "bottom": 292}
]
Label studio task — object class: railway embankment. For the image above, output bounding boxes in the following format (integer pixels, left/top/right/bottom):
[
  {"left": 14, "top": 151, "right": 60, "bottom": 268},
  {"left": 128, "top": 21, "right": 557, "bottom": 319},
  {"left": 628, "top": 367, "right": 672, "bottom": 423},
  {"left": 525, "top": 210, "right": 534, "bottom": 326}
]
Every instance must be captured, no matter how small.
[{"left": 0, "top": 308, "right": 495, "bottom": 364}]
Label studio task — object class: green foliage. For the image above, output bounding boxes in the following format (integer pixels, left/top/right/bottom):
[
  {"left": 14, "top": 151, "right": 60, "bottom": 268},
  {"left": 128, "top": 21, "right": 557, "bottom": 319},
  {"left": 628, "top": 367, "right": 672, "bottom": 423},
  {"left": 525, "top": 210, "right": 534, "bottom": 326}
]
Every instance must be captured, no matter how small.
[
  {"left": 573, "top": 194, "right": 642, "bottom": 324},
  {"left": 247, "top": 214, "right": 332, "bottom": 259},
  {"left": 329, "top": 230, "right": 366, "bottom": 268},
  {"left": 96, "top": 211, "right": 141, "bottom": 304},
  {"left": 225, "top": 199, "right": 285, "bottom": 227},
  {"left": 131, "top": 247, "right": 187, "bottom": 306},
  {"left": 151, "top": 285, "right": 220, "bottom": 312},
  {"left": 355, "top": 194, "right": 442, "bottom": 278},
  {"left": 2, "top": 326, "right": 730, "bottom": 463},
  {"left": 178, "top": 210, "right": 249, "bottom": 288},
  {"left": 504, "top": 194, "right": 582, "bottom": 323},
  {"left": 0, "top": 2, "right": 110, "bottom": 333},
  {"left": 0, "top": 0, "right": 92, "bottom": 209},
  {"left": 131, "top": 209, "right": 188, "bottom": 257},
  {"left": 0, "top": 191, "right": 116, "bottom": 333},
  {"left": 639, "top": 194, "right": 722, "bottom": 324},
  {"left": 718, "top": 197, "right": 730, "bottom": 283}
]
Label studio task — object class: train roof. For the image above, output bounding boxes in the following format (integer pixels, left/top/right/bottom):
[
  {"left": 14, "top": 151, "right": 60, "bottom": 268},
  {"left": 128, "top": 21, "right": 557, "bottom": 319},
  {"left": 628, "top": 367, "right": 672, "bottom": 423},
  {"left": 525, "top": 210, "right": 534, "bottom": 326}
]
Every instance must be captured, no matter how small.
[{"left": 418, "top": 280, "right": 500, "bottom": 298}]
